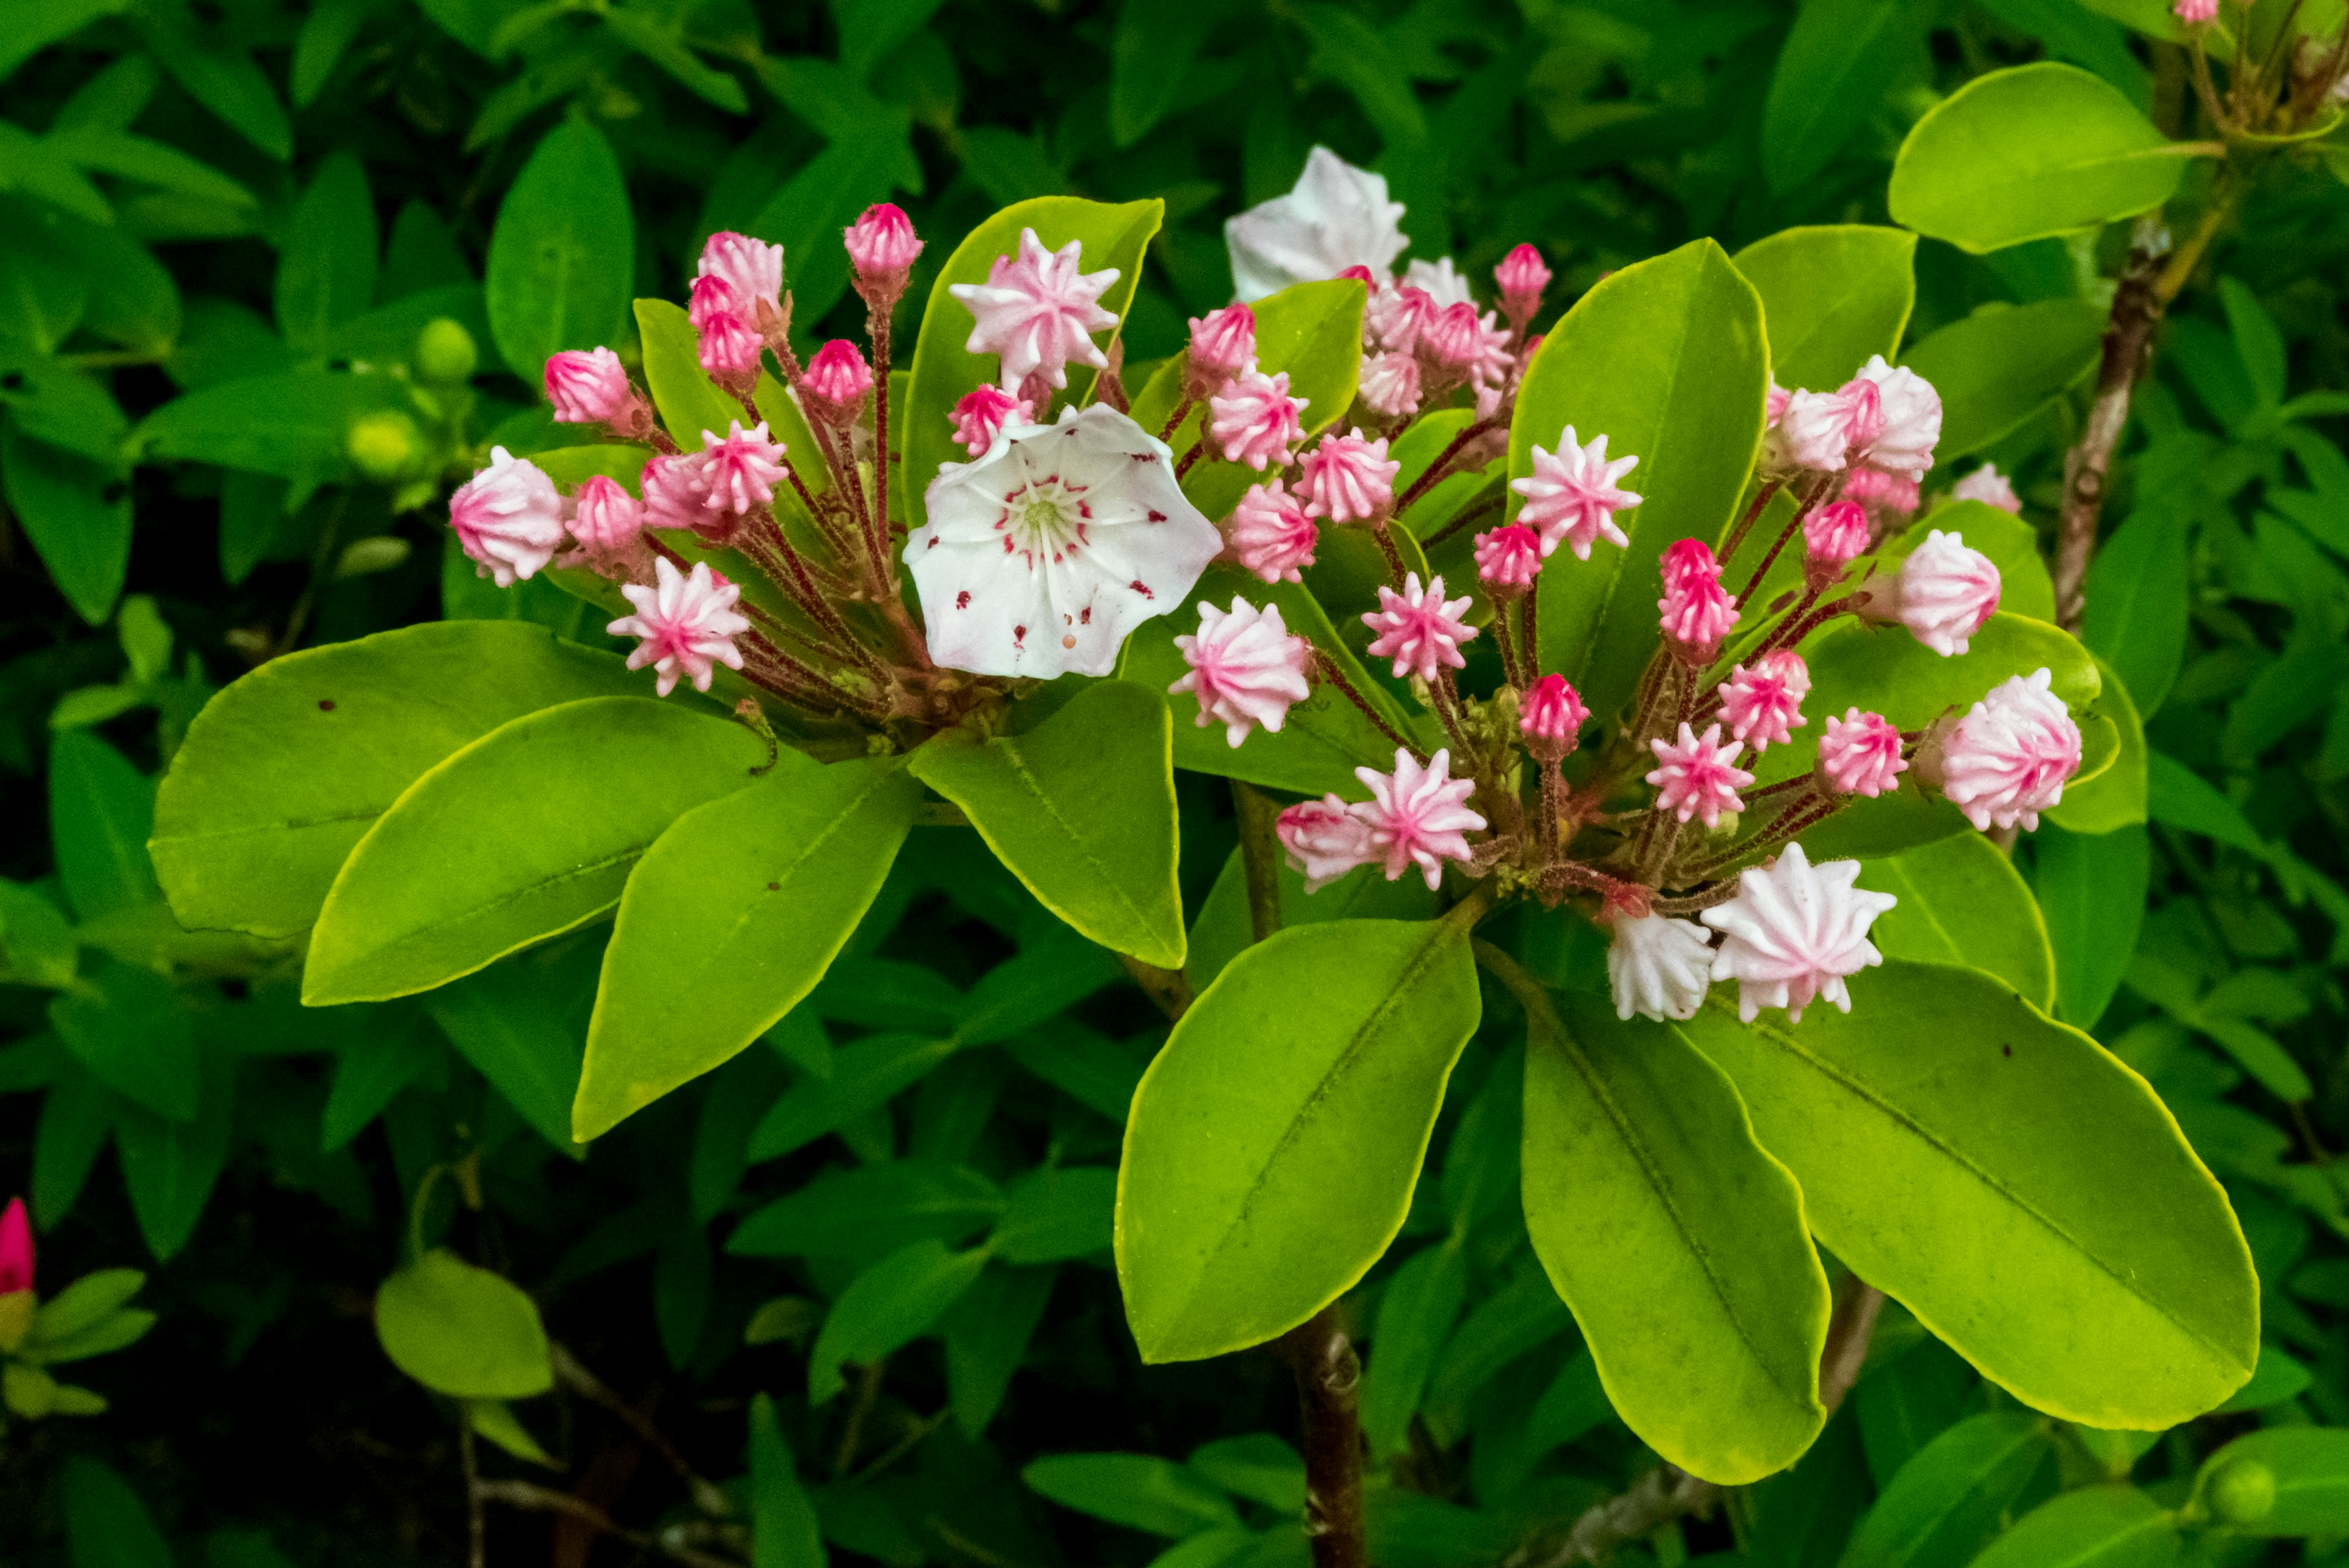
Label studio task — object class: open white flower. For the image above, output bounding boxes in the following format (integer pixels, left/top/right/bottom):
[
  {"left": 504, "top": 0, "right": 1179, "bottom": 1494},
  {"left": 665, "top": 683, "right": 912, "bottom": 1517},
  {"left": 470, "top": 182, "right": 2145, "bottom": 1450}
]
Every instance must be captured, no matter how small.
[
  {"left": 908, "top": 404, "right": 1221, "bottom": 678},
  {"left": 1225, "top": 147, "right": 1409, "bottom": 302}
]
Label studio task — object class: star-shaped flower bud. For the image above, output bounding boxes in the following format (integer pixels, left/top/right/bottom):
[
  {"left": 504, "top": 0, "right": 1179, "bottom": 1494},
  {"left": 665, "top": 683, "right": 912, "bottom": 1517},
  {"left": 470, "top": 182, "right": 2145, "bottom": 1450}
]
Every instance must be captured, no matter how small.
[
  {"left": 950, "top": 227, "right": 1120, "bottom": 392},
  {"left": 640, "top": 451, "right": 708, "bottom": 532},
  {"left": 1298, "top": 428, "right": 1399, "bottom": 524},
  {"left": 1860, "top": 529, "right": 2001, "bottom": 656},
  {"left": 1420, "top": 301, "right": 1488, "bottom": 378},
  {"left": 699, "top": 421, "right": 789, "bottom": 517},
  {"left": 607, "top": 558, "right": 751, "bottom": 697},
  {"left": 1230, "top": 480, "right": 1319, "bottom": 584},
  {"left": 1207, "top": 363, "right": 1308, "bottom": 470},
  {"left": 697, "top": 308, "right": 762, "bottom": 390},
  {"left": 688, "top": 273, "right": 736, "bottom": 333},
  {"left": 1802, "top": 499, "right": 1871, "bottom": 579},
  {"left": 1844, "top": 465, "right": 1920, "bottom": 524},
  {"left": 1356, "top": 748, "right": 1486, "bottom": 890},
  {"left": 1701, "top": 842, "right": 1896, "bottom": 1022},
  {"left": 1817, "top": 708, "right": 1908, "bottom": 798},
  {"left": 1364, "top": 283, "right": 1438, "bottom": 357},
  {"left": 1511, "top": 426, "right": 1641, "bottom": 560},
  {"left": 1951, "top": 464, "right": 2022, "bottom": 513},
  {"left": 1171, "top": 598, "right": 1313, "bottom": 748},
  {"left": 908, "top": 404, "right": 1220, "bottom": 678},
  {"left": 1779, "top": 380, "right": 1882, "bottom": 472},
  {"left": 1646, "top": 721, "right": 1752, "bottom": 828},
  {"left": 1519, "top": 673, "right": 1588, "bottom": 763},
  {"left": 1474, "top": 524, "right": 1542, "bottom": 598},
  {"left": 1929, "top": 667, "right": 2082, "bottom": 832},
  {"left": 1716, "top": 650, "right": 1810, "bottom": 752},
  {"left": 1851, "top": 355, "right": 1942, "bottom": 478},
  {"left": 1277, "top": 795, "right": 1378, "bottom": 893},
  {"left": 449, "top": 447, "right": 566, "bottom": 587},
  {"left": 1606, "top": 910, "right": 1716, "bottom": 1022},
  {"left": 563, "top": 475, "right": 651, "bottom": 578},
  {"left": 1363, "top": 572, "right": 1477, "bottom": 682}
]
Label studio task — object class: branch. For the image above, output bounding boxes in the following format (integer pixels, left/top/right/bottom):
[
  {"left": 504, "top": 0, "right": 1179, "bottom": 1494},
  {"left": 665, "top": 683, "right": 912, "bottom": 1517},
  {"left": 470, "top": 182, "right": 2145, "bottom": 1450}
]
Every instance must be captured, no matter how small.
[
  {"left": 1233, "top": 781, "right": 1286, "bottom": 943},
  {"left": 1284, "top": 1304, "right": 1367, "bottom": 1568},
  {"left": 472, "top": 1481, "right": 744, "bottom": 1568}
]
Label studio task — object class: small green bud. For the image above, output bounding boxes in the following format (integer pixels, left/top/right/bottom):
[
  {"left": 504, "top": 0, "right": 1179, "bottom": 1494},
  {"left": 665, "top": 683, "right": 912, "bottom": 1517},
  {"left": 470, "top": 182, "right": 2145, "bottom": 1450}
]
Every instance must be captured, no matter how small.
[
  {"left": 347, "top": 410, "right": 421, "bottom": 481},
  {"left": 2208, "top": 1458, "right": 2276, "bottom": 1525},
  {"left": 414, "top": 317, "right": 479, "bottom": 384}
]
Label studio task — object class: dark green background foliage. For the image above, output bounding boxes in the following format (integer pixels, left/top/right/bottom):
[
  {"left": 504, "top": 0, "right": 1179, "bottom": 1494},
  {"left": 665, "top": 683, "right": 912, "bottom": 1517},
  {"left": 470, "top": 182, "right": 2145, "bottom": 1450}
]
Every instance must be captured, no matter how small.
[{"left": 5, "top": 0, "right": 2349, "bottom": 1563}]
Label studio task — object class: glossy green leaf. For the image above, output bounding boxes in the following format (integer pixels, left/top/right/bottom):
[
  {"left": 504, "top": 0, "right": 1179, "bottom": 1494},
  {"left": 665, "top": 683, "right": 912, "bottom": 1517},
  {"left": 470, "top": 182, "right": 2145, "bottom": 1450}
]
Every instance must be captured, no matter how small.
[
  {"left": 1, "top": 425, "right": 129, "bottom": 625},
  {"left": 1023, "top": 1453, "right": 1241, "bottom": 1537},
  {"left": 1860, "top": 833, "right": 2055, "bottom": 1011},
  {"left": 2195, "top": 1425, "right": 2349, "bottom": 1536},
  {"left": 1967, "top": 1485, "right": 2178, "bottom": 1568},
  {"left": 908, "top": 681, "right": 1184, "bottom": 967},
  {"left": 153, "top": 622, "right": 648, "bottom": 939},
  {"left": 484, "top": 115, "right": 633, "bottom": 386},
  {"left": 1889, "top": 64, "right": 2202, "bottom": 253},
  {"left": 1835, "top": 1411, "right": 2053, "bottom": 1567},
  {"left": 305, "top": 697, "right": 768, "bottom": 1005},
  {"left": 574, "top": 756, "right": 921, "bottom": 1140},
  {"left": 275, "top": 150, "right": 377, "bottom": 355},
  {"left": 2082, "top": 510, "right": 2188, "bottom": 717},
  {"left": 1762, "top": 0, "right": 1928, "bottom": 195},
  {"left": 1515, "top": 970, "right": 1830, "bottom": 1485},
  {"left": 1679, "top": 962, "right": 2257, "bottom": 1429},
  {"left": 1185, "top": 839, "right": 1438, "bottom": 995},
  {"left": 1901, "top": 300, "right": 2106, "bottom": 460},
  {"left": 2046, "top": 658, "right": 2147, "bottom": 834},
  {"left": 1732, "top": 226, "right": 1917, "bottom": 392},
  {"left": 1118, "top": 912, "right": 1482, "bottom": 1362},
  {"left": 374, "top": 1248, "right": 553, "bottom": 1399},
  {"left": 901, "top": 196, "right": 1163, "bottom": 529},
  {"left": 2034, "top": 822, "right": 2150, "bottom": 1029},
  {"left": 1515, "top": 239, "right": 1768, "bottom": 718},
  {"left": 807, "top": 1238, "right": 987, "bottom": 1402}
]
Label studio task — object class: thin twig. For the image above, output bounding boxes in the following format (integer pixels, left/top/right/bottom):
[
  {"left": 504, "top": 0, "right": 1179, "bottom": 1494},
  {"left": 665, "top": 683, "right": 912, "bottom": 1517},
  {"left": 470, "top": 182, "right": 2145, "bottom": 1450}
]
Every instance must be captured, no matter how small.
[
  {"left": 1393, "top": 415, "right": 1504, "bottom": 516},
  {"left": 550, "top": 1345, "right": 732, "bottom": 1518},
  {"left": 471, "top": 1481, "right": 742, "bottom": 1568},
  {"left": 1234, "top": 781, "right": 1286, "bottom": 944},
  {"left": 459, "top": 1402, "right": 486, "bottom": 1568}
]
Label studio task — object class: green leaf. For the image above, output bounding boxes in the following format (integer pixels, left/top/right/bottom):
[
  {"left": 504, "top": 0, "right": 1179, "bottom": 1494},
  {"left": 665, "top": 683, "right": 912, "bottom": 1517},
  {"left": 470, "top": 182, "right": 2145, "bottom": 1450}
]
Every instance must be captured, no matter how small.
[
  {"left": 602, "top": 9, "right": 748, "bottom": 113},
  {"left": 470, "top": 1399, "right": 557, "bottom": 1467},
  {"left": 993, "top": 1164, "right": 1116, "bottom": 1264},
  {"left": 422, "top": 952, "right": 592, "bottom": 1156},
  {"left": 1888, "top": 63, "right": 2202, "bottom": 254},
  {"left": 908, "top": 682, "right": 1184, "bottom": 967},
  {"left": 1513, "top": 969, "right": 1830, "bottom": 1485},
  {"left": 291, "top": 0, "right": 374, "bottom": 107},
  {"left": 2046, "top": 658, "right": 2147, "bottom": 834},
  {"left": 0, "top": 0, "right": 131, "bottom": 84},
  {"left": 1359, "top": 1239, "right": 1471, "bottom": 1458},
  {"left": 1732, "top": 226, "right": 1917, "bottom": 393},
  {"left": 1188, "top": 1434, "right": 1306, "bottom": 1514},
  {"left": 1515, "top": 239, "right": 1768, "bottom": 719},
  {"left": 2033, "top": 822, "right": 2149, "bottom": 1030},
  {"left": 1860, "top": 833, "right": 2055, "bottom": 1011},
  {"left": 807, "top": 1238, "right": 987, "bottom": 1402},
  {"left": 1, "top": 425, "right": 130, "bottom": 625},
  {"left": 1836, "top": 1411, "right": 2054, "bottom": 1567},
  {"left": 113, "top": 1046, "right": 233, "bottom": 1259},
  {"left": 153, "top": 622, "right": 648, "bottom": 939},
  {"left": 746, "top": 1031, "right": 957, "bottom": 1161},
  {"left": 1678, "top": 961, "right": 2257, "bottom": 1429},
  {"left": 1110, "top": 0, "right": 1209, "bottom": 144},
  {"left": 2196, "top": 1426, "right": 2349, "bottom": 1536},
  {"left": 741, "top": 132, "right": 907, "bottom": 332},
  {"left": 131, "top": 366, "right": 402, "bottom": 480},
  {"left": 0, "top": 223, "right": 92, "bottom": 353},
  {"left": 51, "top": 964, "right": 196, "bottom": 1121},
  {"left": 2143, "top": 752, "right": 2262, "bottom": 852},
  {"left": 900, "top": 196, "right": 1163, "bottom": 529},
  {"left": 305, "top": 696, "right": 767, "bottom": 1005},
  {"left": 28, "top": 1268, "right": 146, "bottom": 1349},
  {"left": 2082, "top": 510, "right": 2188, "bottom": 717},
  {"left": 1966, "top": 1485, "right": 2178, "bottom": 1568},
  {"left": 275, "top": 150, "right": 378, "bottom": 355},
  {"left": 139, "top": 28, "right": 291, "bottom": 160},
  {"left": 34, "top": 1072, "right": 114, "bottom": 1227},
  {"left": 1762, "top": 0, "right": 1928, "bottom": 195},
  {"left": 1186, "top": 840, "right": 1438, "bottom": 995},
  {"left": 1118, "top": 911, "right": 1482, "bottom": 1362},
  {"left": 1023, "top": 1454, "right": 1242, "bottom": 1537},
  {"left": 485, "top": 114, "right": 633, "bottom": 387},
  {"left": 728, "top": 1161, "right": 1003, "bottom": 1261},
  {"left": 939, "top": 1263, "right": 1055, "bottom": 1436},
  {"left": 374, "top": 1248, "right": 553, "bottom": 1399},
  {"left": 62, "top": 1457, "right": 172, "bottom": 1568},
  {"left": 48, "top": 729, "right": 157, "bottom": 919},
  {"left": 750, "top": 1393, "right": 827, "bottom": 1568},
  {"left": 1900, "top": 300, "right": 2106, "bottom": 460},
  {"left": 574, "top": 756, "right": 921, "bottom": 1139}
]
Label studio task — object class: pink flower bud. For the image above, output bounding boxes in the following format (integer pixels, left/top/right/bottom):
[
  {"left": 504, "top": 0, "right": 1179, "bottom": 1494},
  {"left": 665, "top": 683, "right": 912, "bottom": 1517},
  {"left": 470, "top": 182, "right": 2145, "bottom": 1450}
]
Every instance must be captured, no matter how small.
[
  {"left": 641, "top": 451, "right": 708, "bottom": 532},
  {"left": 1818, "top": 708, "right": 1907, "bottom": 797},
  {"left": 950, "top": 384, "right": 1032, "bottom": 458},
  {"left": 1335, "top": 264, "right": 1380, "bottom": 288},
  {"left": 1208, "top": 364, "right": 1308, "bottom": 470},
  {"left": 698, "top": 231, "right": 785, "bottom": 324},
  {"left": 449, "top": 447, "right": 566, "bottom": 587},
  {"left": 2175, "top": 0, "right": 2216, "bottom": 24},
  {"left": 1496, "top": 243, "right": 1550, "bottom": 325},
  {"left": 1365, "top": 283, "right": 1438, "bottom": 357},
  {"left": 1929, "top": 668, "right": 2081, "bottom": 832},
  {"left": 1658, "top": 539, "right": 1735, "bottom": 652},
  {"left": 1519, "top": 673, "right": 1587, "bottom": 761},
  {"left": 697, "top": 309, "right": 763, "bottom": 388},
  {"left": 1278, "top": 795, "right": 1378, "bottom": 893},
  {"left": 607, "top": 557, "right": 751, "bottom": 697},
  {"left": 1850, "top": 357, "right": 1941, "bottom": 478},
  {"left": 801, "top": 338, "right": 875, "bottom": 426},
  {"left": 1843, "top": 464, "right": 1919, "bottom": 520},
  {"left": 1230, "top": 480, "right": 1319, "bottom": 584},
  {"left": 1511, "top": 427, "right": 1640, "bottom": 560},
  {"left": 1356, "top": 748, "right": 1486, "bottom": 890},
  {"left": 1716, "top": 650, "right": 1810, "bottom": 752},
  {"left": 1701, "top": 842, "right": 1894, "bottom": 1022},
  {"left": 1420, "top": 301, "right": 1488, "bottom": 376},
  {"left": 1363, "top": 572, "right": 1477, "bottom": 683},
  {"left": 1765, "top": 381, "right": 1792, "bottom": 426},
  {"left": 544, "top": 347, "right": 631, "bottom": 425},
  {"left": 1803, "top": 499, "right": 1871, "bottom": 576},
  {"left": 949, "top": 227, "right": 1119, "bottom": 392},
  {"left": 699, "top": 420, "right": 789, "bottom": 517},
  {"left": 1299, "top": 428, "right": 1400, "bottom": 525},
  {"left": 845, "top": 203, "right": 922, "bottom": 307},
  {"left": 1606, "top": 909, "right": 1715, "bottom": 1022},
  {"left": 1779, "top": 379, "right": 1882, "bottom": 472},
  {"left": 688, "top": 273, "right": 738, "bottom": 333},
  {"left": 1951, "top": 464, "right": 2021, "bottom": 514},
  {"left": 565, "top": 474, "right": 649, "bottom": 574},
  {"left": 0, "top": 1196, "right": 32, "bottom": 1295},
  {"left": 1170, "top": 598, "right": 1313, "bottom": 748},
  {"left": 1359, "top": 352, "right": 1422, "bottom": 418},
  {"left": 1474, "top": 524, "right": 1542, "bottom": 596},
  {"left": 1860, "top": 529, "right": 2000, "bottom": 656},
  {"left": 1647, "top": 722, "right": 1752, "bottom": 829},
  {"left": 1186, "top": 304, "right": 1257, "bottom": 390}
]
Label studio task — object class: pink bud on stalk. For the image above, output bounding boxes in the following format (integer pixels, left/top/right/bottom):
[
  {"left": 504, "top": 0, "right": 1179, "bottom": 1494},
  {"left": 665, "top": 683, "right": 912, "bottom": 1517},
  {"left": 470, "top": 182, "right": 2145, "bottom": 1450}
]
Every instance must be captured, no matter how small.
[
  {"left": 1716, "top": 651, "right": 1809, "bottom": 752},
  {"left": 1858, "top": 529, "right": 2001, "bottom": 656},
  {"left": 450, "top": 447, "right": 566, "bottom": 587},
  {"left": 1230, "top": 480, "right": 1319, "bottom": 584},
  {"left": 1951, "top": 464, "right": 2022, "bottom": 514},
  {"left": 1657, "top": 538, "right": 1735, "bottom": 655},
  {"left": 698, "top": 231, "right": 785, "bottom": 329},
  {"left": 949, "top": 385, "right": 1031, "bottom": 457},
  {"left": 1817, "top": 708, "right": 1908, "bottom": 797},
  {"left": 699, "top": 421, "right": 789, "bottom": 517},
  {"left": 688, "top": 273, "right": 737, "bottom": 333},
  {"left": 1419, "top": 301, "right": 1488, "bottom": 381},
  {"left": 1359, "top": 352, "right": 1422, "bottom": 418},
  {"left": 1208, "top": 365, "right": 1308, "bottom": 470},
  {"left": 1924, "top": 668, "right": 2082, "bottom": 832},
  {"left": 1299, "top": 429, "right": 1400, "bottom": 525},
  {"left": 1357, "top": 748, "right": 1487, "bottom": 890},
  {"left": 1802, "top": 499, "right": 1872, "bottom": 584},
  {"left": 1519, "top": 674, "right": 1588, "bottom": 763},
  {"left": 1364, "top": 573, "right": 1478, "bottom": 683},
  {"left": 1496, "top": 243, "right": 1551, "bottom": 329},
  {"left": 1701, "top": 842, "right": 1894, "bottom": 1023},
  {"left": 1647, "top": 722, "right": 1753, "bottom": 829},
  {"left": 544, "top": 347, "right": 633, "bottom": 426},
  {"left": 801, "top": 340, "right": 875, "bottom": 427},
  {"left": 1169, "top": 598, "right": 1312, "bottom": 748},
  {"left": 1511, "top": 427, "right": 1641, "bottom": 560},
  {"left": 564, "top": 475, "right": 651, "bottom": 576},
  {"left": 697, "top": 309, "right": 763, "bottom": 392},
  {"left": 1844, "top": 464, "right": 1919, "bottom": 521},
  {"left": 608, "top": 557, "right": 751, "bottom": 697},
  {"left": 2174, "top": 0, "right": 2217, "bottom": 23},
  {"left": 1277, "top": 796, "right": 1378, "bottom": 893},
  {"left": 641, "top": 451, "right": 708, "bottom": 532},
  {"left": 0, "top": 1195, "right": 31, "bottom": 1296},
  {"left": 845, "top": 203, "right": 923, "bottom": 311},
  {"left": 1184, "top": 305, "right": 1257, "bottom": 398},
  {"left": 1365, "top": 283, "right": 1438, "bottom": 357},
  {"left": 1474, "top": 524, "right": 1542, "bottom": 597},
  {"left": 949, "top": 226, "right": 1120, "bottom": 392}
]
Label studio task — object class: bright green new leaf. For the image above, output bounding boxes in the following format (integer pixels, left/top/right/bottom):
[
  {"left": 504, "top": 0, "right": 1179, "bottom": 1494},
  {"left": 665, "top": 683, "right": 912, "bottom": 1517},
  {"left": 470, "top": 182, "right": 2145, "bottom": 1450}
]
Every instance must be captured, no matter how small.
[
  {"left": 153, "top": 622, "right": 649, "bottom": 939},
  {"left": 2196, "top": 1425, "right": 2349, "bottom": 1536},
  {"left": 1679, "top": 962, "right": 2257, "bottom": 1429},
  {"left": 1023, "top": 1453, "right": 1241, "bottom": 1537},
  {"left": 1508, "top": 962, "right": 1830, "bottom": 1485},
  {"left": 635, "top": 296, "right": 750, "bottom": 452},
  {"left": 1901, "top": 299, "right": 2106, "bottom": 459},
  {"left": 1118, "top": 912, "right": 1482, "bottom": 1362},
  {"left": 807, "top": 1238, "right": 988, "bottom": 1403},
  {"left": 275, "top": 150, "right": 377, "bottom": 355},
  {"left": 469, "top": 1399, "right": 557, "bottom": 1466},
  {"left": 908, "top": 681, "right": 1184, "bottom": 968},
  {"left": 901, "top": 196, "right": 1163, "bottom": 527},
  {"left": 1, "top": 425, "right": 130, "bottom": 626},
  {"left": 305, "top": 697, "right": 768, "bottom": 1005},
  {"left": 1836, "top": 1411, "right": 2054, "bottom": 1567},
  {"left": 1860, "top": 832, "right": 2056, "bottom": 1011},
  {"left": 1889, "top": 63, "right": 2205, "bottom": 253},
  {"left": 2035, "top": 822, "right": 2150, "bottom": 1029},
  {"left": 1514, "top": 239, "right": 1768, "bottom": 718},
  {"left": 1761, "top": 0, "right": 1928, "bottom": 195},
  {"left": 574, "top": 756, "right": 921, "bottom": 1140},
  {"left": 26, "top": 1268, "right": 147, "bottom": 1354},
  {"left": 375, "top": 1248, "right": 553, "bottom": 1399},
  {"left": 484, "top": 115, "right": 633, "bottom": 385},
  {"left": 1731, "top": 226, "right": 1917, "bottom": 392},
  {"left": 1965, "top": 1485, "right": 2180, "bottom": 1568}
]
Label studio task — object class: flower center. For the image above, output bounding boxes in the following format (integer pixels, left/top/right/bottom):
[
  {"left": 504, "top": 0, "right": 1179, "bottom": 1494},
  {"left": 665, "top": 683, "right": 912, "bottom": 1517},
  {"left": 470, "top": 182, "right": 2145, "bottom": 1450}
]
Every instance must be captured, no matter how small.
[{"left": 998, "top": 467, "right": 1091, "bottom": 567}]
